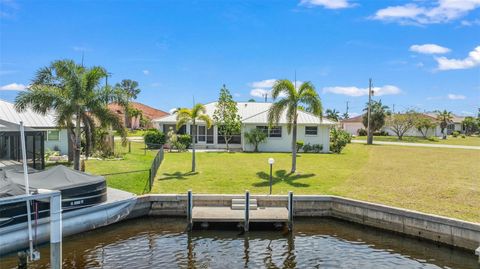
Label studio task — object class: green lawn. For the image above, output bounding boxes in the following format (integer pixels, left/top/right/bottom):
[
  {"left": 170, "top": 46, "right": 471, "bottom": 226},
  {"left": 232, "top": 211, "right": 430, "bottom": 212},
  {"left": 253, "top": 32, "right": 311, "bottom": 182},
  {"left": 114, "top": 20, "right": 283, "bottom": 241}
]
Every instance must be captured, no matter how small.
[
  {"left": 115, "top": 129, "right": 148, "bottom": 137},
  {"left": 85, "top": 141, "right": 157, "bottom": 194},
  {"left": 152, "top": 144, "right": 480, "bottom": 222},
  {"left": 355, "top": 135, "right": 480, "bottom": 146}
]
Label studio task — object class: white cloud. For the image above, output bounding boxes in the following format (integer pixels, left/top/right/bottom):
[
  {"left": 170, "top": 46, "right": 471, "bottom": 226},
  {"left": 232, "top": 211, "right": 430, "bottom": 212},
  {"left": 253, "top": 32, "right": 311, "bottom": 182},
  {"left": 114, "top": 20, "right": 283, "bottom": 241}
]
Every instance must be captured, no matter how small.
[
  {"left": 410, "top": 44, "right": 450, "bottom": 54},
  {"left": 0, "top": 83, "right": 26, "bottom": 91},
  {"left": 249, "top": 79, "right": 276, "bottom": 89},
  {"left": 250, "top": 88, "right": 270, "bottom": 98},
  {"left": 323, "top": 85, "right": 401, "bottom": 97},
  {"left": 435, "top": 46, "right": 480, "bottom": 70},
  {"left": 461, "top": 18, "right": 480, "bottom": 25},
  {"left": 299, "top": 0, "right": 353, "bottom": 9},
  {"left": 143, "top": 70, "right": 150, "bottom": 75},
  {"left": 447, "top": 94, "right": 466, "bottom": 100},
  {"left": 372, "top": 0, "right": 480, "bottom": 25}
]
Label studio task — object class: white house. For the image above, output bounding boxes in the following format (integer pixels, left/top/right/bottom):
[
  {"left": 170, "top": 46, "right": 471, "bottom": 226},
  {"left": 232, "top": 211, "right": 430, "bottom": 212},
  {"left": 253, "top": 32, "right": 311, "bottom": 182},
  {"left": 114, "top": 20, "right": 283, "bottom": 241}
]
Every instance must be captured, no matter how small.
[
  {"left": 154, "top": 102, "right": 335, "bottom": 152},
  {"left": 0, "top": 99, "right": 70, "bottom": 155}
]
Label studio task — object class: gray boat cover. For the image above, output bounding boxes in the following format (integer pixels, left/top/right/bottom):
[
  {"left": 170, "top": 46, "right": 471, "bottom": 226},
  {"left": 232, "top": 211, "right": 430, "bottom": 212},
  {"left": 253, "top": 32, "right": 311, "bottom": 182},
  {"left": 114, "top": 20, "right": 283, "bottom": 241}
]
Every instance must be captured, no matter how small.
[{"left": 0, "top": 165, "right": 105, "bottom": 197}]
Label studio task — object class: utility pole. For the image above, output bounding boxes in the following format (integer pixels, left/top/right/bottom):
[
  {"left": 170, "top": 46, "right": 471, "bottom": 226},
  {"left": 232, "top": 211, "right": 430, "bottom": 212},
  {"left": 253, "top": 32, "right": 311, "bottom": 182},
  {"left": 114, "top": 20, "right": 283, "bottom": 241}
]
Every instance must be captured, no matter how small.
[
  {"left": 264, "top": 93, "right": 268, "bottom": 102},
  {"left": 346, "top": 101, "right": 349, "bottom": 117},
  {"left": 392, "top": 104, "right": 395, "bottom": 114},
  {"left": 367, "top": 78, "right": 374, "bottom": 145}
]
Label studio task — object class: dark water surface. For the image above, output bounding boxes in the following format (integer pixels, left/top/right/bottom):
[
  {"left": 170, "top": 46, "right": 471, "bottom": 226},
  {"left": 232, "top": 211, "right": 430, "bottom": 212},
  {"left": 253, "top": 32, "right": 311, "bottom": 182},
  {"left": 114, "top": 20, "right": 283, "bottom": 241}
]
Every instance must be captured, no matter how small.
[{"left": 1, "top": 217, "right": 478, "bottom": 268}]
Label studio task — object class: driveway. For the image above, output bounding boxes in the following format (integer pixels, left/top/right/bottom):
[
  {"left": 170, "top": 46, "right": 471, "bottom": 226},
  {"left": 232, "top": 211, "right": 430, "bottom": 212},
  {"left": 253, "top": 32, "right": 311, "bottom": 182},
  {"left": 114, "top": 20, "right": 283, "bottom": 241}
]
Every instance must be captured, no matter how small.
[{"left": 351, "top": 140, "right": 480, "bottom": 150}]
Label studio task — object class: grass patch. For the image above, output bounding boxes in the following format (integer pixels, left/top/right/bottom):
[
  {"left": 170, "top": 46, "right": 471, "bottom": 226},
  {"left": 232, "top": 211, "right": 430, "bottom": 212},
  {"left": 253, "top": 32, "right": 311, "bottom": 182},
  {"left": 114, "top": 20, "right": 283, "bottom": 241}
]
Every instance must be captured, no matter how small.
[
  {"left": 153, "top": 144, "right": 480, "bottom": 222},
  {"left": 355, "top": 135, "right": 480, "bottom": 146},
  {"left": 85, "top": 141, "right": 157, "bottom": 194}
]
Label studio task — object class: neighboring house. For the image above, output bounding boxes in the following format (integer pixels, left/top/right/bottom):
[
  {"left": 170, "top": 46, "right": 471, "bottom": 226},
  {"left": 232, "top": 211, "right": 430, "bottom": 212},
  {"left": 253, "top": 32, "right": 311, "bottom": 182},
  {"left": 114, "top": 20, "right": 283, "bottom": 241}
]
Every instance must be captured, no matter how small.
[
  {"left": 340, "top": 112, "right": 467, "bottom": 137},
  {"left": 108, "top": 102, "right": 169, "bottom": 129},
  {"left": 340, "top": 115, "right": 364, "bottom": 136},
  {"left": 0, "top": 99, "right": 71, "bottom": 169},
  {"left": 154, "top": 102, "right": 334, "bottom": 152},
  {"left": 425, "top": 112, "right": 466, "bottom": 135}
]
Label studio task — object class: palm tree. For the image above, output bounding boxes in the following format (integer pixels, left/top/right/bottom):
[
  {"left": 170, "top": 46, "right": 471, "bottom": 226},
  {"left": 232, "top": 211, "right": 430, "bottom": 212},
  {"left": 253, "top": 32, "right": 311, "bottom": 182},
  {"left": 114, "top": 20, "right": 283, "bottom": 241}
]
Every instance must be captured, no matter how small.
[
  {"left": 268, "top": 79, "right": 322, "bottom": 173},
  {"left": 325, "top": 109, "right": 340, "bottom": 122},
  {"left": 15, "top": 59, "right": 125, "bottom": 170},
  {"left": 115, "top": 79, "right": 140, "bottom": 129},
  {"left": 436, "top": 110, "right": 453, "bottom": 139},
  {"left": 176, "top": 103, "right": 212, "bottom": 172}
]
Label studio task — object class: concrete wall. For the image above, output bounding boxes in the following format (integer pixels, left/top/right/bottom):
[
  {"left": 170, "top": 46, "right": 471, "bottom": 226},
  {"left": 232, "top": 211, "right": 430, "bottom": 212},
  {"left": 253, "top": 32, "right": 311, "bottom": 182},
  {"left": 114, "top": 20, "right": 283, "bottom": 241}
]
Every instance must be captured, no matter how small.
[{"left": 129, "top": 194, "right": 480, "bottom": 252}]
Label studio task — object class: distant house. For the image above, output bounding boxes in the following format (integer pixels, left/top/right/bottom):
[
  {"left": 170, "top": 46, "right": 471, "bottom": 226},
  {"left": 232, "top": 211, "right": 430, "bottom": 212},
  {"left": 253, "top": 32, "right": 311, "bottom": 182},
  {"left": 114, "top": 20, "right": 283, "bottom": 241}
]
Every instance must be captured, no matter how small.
[
  {"left": 108, "top": 102, "right": 169, "bottom": 129},
  {"left": 341, "top": 112, "right": 466, "bottom": 137},
  {"left": 0, "top": 99, "right": 71, "bottom": 169},
  {"left": 154, "top": 102, "right": 335, "bottom": 152}
]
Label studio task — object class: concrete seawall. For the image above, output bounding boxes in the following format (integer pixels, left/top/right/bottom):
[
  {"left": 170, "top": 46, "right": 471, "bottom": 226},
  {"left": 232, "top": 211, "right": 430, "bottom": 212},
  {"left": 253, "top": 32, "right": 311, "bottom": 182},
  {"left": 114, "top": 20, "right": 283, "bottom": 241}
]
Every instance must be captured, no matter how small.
[{"left": 128, "top": 194, "right": 480, "bottom": 252}]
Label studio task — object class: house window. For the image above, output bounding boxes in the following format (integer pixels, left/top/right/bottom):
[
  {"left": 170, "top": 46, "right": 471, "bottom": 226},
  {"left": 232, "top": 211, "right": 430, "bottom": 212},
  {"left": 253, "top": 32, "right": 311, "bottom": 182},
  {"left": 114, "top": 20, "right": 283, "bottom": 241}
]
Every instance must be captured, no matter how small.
[
  {"left": 256, "top": 126, "right": 282, "bottom": 138},
  {"left": 269, "top": 126, "right": 282, "bottom": 138},
  {"left": 256, "top": 126, "right": 269, "bottom": 136},
  {"left": 305, "top": 126, "right": 318, "bottom": 136},
  {"left": 47, "top": 130, "right": 60, "bottom": 141}
]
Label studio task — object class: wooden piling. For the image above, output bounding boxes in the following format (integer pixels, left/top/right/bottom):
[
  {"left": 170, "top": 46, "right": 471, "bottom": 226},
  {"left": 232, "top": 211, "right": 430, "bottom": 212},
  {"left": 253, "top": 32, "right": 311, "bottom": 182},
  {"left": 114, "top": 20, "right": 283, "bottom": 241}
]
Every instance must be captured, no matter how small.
[
  {"left": 288, "top": 191, "right": 293, "bottom": 231},
  {"left": 244, "top": 191, "right": 250, "bottom": 232},
  {"left": 187, "top": 190, "right": 193, "bottom": 230}
]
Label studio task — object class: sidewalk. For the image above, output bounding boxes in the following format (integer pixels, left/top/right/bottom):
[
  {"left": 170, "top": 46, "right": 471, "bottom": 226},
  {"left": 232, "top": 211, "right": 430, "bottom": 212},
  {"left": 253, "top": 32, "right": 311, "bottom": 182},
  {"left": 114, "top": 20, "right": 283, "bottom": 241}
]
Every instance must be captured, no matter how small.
[{"left": 351, "top": 140, "right": 480, "bottom": 150}]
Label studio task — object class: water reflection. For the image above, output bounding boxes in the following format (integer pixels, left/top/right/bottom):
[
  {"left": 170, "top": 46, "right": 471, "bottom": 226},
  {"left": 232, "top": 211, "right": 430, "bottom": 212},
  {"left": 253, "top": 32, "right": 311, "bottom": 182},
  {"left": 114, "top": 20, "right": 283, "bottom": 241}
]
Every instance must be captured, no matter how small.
[{"left": 0, "top": 217, "right": 477, "bottom": 269}]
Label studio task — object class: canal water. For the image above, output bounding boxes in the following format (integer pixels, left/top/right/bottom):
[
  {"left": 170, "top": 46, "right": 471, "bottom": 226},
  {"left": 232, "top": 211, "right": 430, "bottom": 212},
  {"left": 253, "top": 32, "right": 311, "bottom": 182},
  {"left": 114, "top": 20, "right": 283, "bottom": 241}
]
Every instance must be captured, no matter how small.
[{"left": 0, "top": 217, "right": 478, "bottom": 268}]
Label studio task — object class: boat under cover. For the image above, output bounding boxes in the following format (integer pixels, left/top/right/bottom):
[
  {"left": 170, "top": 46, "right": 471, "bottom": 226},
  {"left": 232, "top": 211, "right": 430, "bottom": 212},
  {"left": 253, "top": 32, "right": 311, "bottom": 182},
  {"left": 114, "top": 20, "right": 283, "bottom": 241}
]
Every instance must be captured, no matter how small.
[{"left": 0, "top": 165, "right": 107, "bottom": 226}]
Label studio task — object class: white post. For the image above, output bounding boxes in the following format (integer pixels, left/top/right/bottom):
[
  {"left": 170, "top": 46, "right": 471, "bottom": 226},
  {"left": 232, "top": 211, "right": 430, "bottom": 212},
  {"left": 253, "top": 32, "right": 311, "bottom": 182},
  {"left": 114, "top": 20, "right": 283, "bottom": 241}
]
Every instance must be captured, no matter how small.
[
  {"left": 50, "top": 192, "right": 62, "bottom": 269},
  {"left": 20, "top": 121, "right": 34, "bottom": 260},
  {"left": 245, "top": 191, "right": 250, "bottom": 232}
]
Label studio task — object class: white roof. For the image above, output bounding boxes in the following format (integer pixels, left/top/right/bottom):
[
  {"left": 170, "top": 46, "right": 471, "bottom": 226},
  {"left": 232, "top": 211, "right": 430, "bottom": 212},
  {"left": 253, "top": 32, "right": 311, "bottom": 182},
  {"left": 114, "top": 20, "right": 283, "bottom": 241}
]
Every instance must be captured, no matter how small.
[
  {"left": 0, "top": 99, "right": 58, "bottom": 128},
  {"left": 154, "top": 102, "right": 334, "bottom": 125}
]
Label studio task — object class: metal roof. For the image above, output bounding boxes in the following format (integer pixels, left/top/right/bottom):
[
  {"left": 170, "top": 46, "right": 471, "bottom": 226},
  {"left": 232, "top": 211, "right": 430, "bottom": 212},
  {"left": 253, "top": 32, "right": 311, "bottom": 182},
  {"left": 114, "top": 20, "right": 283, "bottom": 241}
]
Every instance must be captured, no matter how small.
[
  {"left": 154, "top": 102, "right": 334, "bottom": 125},
  {"left": 0, "top": 99, "right": 58, "bottom": 128}
]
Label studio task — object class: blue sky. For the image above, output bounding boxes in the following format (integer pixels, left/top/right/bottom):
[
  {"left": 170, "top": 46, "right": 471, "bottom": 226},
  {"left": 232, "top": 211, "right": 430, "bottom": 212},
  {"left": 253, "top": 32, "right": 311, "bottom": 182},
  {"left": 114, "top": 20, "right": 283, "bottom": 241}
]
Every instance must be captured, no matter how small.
[{"left": 1, "top": 0, "right": 479, "bottom": 116}]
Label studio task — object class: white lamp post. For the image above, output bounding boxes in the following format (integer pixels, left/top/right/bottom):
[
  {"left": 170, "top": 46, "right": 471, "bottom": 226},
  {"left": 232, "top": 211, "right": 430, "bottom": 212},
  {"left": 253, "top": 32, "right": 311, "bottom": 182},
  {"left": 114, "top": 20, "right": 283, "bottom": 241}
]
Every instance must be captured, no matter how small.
[{"left": 268, "top": 158, "right": 275, "bottom": 195}]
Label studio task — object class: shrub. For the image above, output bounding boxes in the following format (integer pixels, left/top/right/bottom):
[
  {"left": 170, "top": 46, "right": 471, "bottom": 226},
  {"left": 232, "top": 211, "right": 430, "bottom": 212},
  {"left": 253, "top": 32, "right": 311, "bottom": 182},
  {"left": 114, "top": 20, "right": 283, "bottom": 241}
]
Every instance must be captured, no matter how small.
[
  {"left": 244, "top": 128, "right": 267, "bottom": 152},
  {"left": 177, "top": 134, "right": 192, "bottom": 149},
  {"left": 452, "top": 131, "right": 460, "bottom": 137},
  {"left": 312, "top": 144, "right": 323, "bottom": 153},
  {"left": 144, "top": 130, "right": 166, "bottom": 149},
  {"left": 373, "top": 130, "right": 389, "bottom": 136},
  {"left": 427, "top": 136, "right": 439, "bottom": 142},
  {"left": 330, "top": 128, "right": 350, "bottom": 154},
  {"left": 461, "top": 134, "right": 466, "bottom": 138},
  {"left": 357, "top": 128, "right": 367, "bottom": 136},
  {"left": 296, "top": 140, "right": 304, "bottom": 152}
]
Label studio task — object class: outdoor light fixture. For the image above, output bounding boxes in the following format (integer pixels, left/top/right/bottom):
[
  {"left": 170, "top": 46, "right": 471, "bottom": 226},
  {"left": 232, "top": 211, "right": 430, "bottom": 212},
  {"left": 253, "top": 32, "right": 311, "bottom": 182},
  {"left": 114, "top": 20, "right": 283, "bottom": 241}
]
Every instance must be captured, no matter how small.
[{"left": 268, "top": 158, "right": 275, "bottom": 195}]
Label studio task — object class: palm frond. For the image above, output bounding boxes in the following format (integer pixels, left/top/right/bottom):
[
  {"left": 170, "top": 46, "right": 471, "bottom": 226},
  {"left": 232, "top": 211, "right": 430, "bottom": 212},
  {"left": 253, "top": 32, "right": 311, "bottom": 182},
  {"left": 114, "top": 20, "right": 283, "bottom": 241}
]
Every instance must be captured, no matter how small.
[
  {"left": 197, "top": 114, "right": 213, "bottom": 128},
  {"left": 271, "top": 79, "right": 296, "bottom": 100}
]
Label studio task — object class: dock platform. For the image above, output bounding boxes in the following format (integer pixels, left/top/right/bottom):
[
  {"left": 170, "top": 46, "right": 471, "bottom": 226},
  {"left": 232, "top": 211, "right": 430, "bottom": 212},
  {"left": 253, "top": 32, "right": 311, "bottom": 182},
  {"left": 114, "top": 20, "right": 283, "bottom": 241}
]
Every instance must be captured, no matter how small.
[
  {"left": 192, "top": 206, "right": 288, "bottom": 223},
  {"left": 187, "top": 190, "right": 293, "bottom": 231}
]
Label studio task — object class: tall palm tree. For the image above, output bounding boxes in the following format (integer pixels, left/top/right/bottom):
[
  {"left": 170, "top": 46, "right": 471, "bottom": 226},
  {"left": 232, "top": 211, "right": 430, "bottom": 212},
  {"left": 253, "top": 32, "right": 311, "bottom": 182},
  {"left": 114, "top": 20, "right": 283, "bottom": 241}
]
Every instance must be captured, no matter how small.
[
  {"left": 15, "top": 59, "right": 126, "bottom": 170},
  {"left": 436, "top": 110, "right": 453, "bottom": 139},
  {"left": 325, "top": 109, "right": 340, "bottom": 122},
  {"left": 268, "top": 79, "right": 322, "bottom": 173},
  {"left": 115, "top": 79, "right": 140, "bottom": 128},
  {"left": 176, "top": 103, "right": 212, "bottom": 172}
]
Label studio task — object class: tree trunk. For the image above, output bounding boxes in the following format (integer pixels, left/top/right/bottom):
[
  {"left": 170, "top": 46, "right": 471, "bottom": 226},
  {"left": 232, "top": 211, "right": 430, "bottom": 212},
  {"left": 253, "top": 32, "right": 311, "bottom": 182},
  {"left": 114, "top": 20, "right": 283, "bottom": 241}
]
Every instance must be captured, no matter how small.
[
  {"left": 291, "top": 119, "right": 297, "bottom": 173},
  {"left": 74, "top": 114, "right": 81, "bottom": 170},
  {"left": 254, "top": 143, "right": 258, "bottom": 152},
  {"left": 191, "top": 124, "right": 196, "bottom": 172}
]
